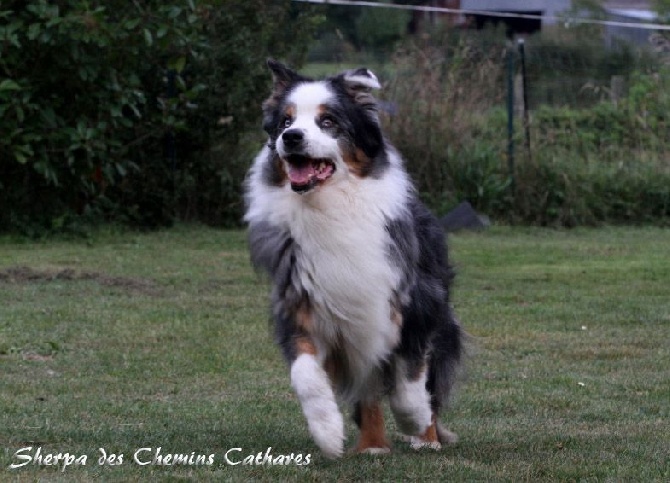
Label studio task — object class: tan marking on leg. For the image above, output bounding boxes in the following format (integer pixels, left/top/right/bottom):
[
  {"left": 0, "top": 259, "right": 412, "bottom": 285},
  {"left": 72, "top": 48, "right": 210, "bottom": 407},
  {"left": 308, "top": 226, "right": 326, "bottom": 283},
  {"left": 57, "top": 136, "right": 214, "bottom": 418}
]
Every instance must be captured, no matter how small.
[
  {"left": 420, "top": 415, "right": 439, "bottom": 444},
  {"left": 293, "top": 296, "right": 317, "bottom": 356},
  {"left": 295, "top": 296, "right": 313, "bottom": 332},
  {"left": 356, "top": 402, "right": 391, "bottom": 454},
  {"left": 295, "top": 336, "right": 317, "bottom": 356}
]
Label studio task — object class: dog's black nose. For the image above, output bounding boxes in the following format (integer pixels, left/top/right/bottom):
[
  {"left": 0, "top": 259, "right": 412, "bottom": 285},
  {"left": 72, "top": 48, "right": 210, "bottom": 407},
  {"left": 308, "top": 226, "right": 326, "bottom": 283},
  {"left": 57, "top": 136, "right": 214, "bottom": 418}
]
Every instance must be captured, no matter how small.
[{"left": 282, "top": 129, "right": 304, "bottom": 148}]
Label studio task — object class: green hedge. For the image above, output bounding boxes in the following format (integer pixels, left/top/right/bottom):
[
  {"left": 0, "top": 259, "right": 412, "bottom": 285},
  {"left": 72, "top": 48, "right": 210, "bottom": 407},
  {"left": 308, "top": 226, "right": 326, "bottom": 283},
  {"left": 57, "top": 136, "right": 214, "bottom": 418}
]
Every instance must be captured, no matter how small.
[{"left": 0, "top": 0, "right": 319, "bottom": 235}]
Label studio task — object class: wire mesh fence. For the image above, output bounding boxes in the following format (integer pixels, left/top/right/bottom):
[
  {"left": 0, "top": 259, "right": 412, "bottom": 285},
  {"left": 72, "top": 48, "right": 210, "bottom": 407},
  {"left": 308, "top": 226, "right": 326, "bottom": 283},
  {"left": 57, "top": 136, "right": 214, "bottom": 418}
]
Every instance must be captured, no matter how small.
[{"left": 302, "top": 6, "right": 670, "bottom": 225}]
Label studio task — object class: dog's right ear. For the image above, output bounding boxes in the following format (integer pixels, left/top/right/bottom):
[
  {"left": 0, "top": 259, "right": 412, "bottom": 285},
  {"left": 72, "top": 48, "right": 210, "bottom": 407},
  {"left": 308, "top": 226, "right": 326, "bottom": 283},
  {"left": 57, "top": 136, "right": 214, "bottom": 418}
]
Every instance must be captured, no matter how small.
[
  {"left": 267, "top": 59, "right": 302, "bottom": 95},
  {"left": 263, "top": 60, "right": 302, "bottom": 137}
]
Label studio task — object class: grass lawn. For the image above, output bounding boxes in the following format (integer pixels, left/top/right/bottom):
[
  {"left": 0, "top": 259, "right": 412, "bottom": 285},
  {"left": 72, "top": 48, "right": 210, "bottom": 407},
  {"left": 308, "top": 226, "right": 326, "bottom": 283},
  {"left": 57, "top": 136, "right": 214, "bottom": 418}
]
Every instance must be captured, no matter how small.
[{"left": 1, "top": 225, "right": 668, "bottom": 481}]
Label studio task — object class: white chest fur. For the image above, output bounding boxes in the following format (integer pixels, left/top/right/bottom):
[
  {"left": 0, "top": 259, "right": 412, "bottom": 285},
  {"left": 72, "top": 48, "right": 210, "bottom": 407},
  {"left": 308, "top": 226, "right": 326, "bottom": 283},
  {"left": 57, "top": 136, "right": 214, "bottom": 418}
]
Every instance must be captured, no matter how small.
[
  {"left": 290, "top": 182, "right": 402, "bottom": 398},
  {"left": 246, "top": 148, "right": 412, "bottom": 396}
]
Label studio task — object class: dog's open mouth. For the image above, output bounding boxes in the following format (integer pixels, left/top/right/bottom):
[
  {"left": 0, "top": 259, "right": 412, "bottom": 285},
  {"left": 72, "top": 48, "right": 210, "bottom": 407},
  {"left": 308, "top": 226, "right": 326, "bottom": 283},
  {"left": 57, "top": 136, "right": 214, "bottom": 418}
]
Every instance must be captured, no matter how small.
[{"left": 285, "top": 155, "right": 336, "bottom": 193}]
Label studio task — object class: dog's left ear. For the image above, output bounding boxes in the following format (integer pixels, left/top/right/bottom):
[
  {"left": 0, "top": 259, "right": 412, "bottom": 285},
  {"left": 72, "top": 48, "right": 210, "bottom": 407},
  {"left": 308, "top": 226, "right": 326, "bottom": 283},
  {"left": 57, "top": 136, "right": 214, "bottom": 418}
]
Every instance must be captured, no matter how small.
[
  {"left": 342, "top": 68, "right": 381, "bottom": 92},
  {"left": 336, "top": 68, "right": 381, "bottom": 111}
]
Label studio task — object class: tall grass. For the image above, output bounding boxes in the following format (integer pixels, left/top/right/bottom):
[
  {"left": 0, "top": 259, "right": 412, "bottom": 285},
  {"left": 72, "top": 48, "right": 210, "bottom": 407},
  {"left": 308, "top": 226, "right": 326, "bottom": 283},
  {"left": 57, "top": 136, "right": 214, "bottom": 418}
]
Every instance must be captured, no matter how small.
[
  {"left": 383, "top": 31, "right": 505, "bottom": 206},
  {"left": 379, "top": 32, "right": 670, "bottom": 226}
]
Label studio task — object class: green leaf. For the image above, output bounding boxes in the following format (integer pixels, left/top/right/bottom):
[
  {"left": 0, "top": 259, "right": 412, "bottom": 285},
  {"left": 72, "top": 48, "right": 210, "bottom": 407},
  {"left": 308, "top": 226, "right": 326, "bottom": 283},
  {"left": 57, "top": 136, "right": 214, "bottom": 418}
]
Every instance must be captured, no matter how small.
[
  {"left": 27, "top": 23, "right": 41, "bottom": 40},
  {"left": 40, "top": 108, "right": 57, "bottom": 127},
  {"left": 13, "top": 150, "right": 27, "bottom": 164},
  {"left": 115, "top": 162, "right": 127, "bottom": 177},
  {"left": 0, "top": 79, "right": 21, "bottom": 91},
  {"left": 124, "top": 18, "right": 140, "bottom": 30},
  {"left": 169, "top": 56, "right": 187, "bottom": 73},
  {"left": 143, "top": 29, "right": 153, "bottom": 46}
]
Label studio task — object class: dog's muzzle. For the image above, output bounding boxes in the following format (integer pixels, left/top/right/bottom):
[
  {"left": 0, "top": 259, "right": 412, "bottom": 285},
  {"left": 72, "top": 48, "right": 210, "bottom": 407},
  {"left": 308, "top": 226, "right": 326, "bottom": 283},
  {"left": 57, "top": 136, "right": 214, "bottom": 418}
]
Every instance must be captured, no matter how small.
[{"left": 279, "top": 129, "right": 336, "bottom": 193}]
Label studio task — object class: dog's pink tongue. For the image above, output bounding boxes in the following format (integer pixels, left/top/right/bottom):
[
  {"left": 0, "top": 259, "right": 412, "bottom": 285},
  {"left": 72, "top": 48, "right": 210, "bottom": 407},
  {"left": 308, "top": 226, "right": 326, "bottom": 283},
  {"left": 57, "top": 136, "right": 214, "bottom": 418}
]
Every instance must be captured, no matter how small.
[{"left": 287, "top": 163, "right": 315, "bottom": 186}]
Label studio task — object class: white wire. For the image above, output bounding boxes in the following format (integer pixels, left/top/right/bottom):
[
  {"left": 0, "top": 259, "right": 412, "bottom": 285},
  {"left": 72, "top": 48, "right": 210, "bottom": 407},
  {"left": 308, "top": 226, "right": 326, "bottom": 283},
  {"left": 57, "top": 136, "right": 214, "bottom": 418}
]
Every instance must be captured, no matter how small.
[{"left": 293, "top": 0, "right": 670, "bottom": 31}]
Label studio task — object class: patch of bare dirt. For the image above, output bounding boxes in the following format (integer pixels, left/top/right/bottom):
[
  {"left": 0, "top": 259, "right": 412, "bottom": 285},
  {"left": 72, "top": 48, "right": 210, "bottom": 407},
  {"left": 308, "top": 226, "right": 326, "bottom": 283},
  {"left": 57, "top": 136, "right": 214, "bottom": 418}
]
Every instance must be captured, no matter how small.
[{"left": 0, "top": 266, "right": 161, "bottom": 295}]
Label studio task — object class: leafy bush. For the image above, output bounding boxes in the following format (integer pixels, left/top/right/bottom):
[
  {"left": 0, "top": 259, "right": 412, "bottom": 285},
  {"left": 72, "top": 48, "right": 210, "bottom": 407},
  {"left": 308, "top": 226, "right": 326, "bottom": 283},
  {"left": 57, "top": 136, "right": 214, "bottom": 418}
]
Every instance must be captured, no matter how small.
[
  {"left": 0, "top": 1, "right": 199, "bottom": 232},
  {"left": 0, "top": 1, "right": 320, "bottom": 234},
  {"left": 510, "top": 155, "right": 670, "bottom": 227},
  {"left": 173, "top": 2, "right": 320, "bottom": 227}
]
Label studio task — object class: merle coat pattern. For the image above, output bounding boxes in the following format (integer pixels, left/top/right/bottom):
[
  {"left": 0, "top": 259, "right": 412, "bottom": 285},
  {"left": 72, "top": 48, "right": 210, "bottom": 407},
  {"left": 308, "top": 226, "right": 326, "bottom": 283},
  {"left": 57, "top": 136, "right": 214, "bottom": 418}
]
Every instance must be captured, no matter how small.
[{"left": 244, "top": 60, "right": 463, "bottom": 458}]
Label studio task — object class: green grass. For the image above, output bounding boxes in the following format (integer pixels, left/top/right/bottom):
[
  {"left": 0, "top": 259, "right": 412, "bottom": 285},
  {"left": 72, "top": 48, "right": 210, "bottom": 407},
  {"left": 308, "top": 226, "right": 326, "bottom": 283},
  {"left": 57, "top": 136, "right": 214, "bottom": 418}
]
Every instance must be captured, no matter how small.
[{"left": 1, "top": 225, "right": 668, "bottom": 481}]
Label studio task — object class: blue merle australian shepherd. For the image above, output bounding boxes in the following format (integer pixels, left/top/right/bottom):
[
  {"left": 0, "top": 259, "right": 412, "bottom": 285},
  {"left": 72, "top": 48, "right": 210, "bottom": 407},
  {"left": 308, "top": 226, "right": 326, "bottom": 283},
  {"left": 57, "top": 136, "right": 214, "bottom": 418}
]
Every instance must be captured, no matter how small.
[{"left": 244, "top": 60, "right": 463, "bottom": 458}]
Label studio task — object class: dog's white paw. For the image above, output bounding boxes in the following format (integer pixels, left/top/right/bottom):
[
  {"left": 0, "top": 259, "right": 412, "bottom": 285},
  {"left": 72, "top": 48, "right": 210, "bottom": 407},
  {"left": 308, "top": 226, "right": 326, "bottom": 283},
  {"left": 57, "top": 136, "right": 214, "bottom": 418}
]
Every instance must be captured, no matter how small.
[
  {"left": 291, "top": 354, "right": 344, "bottom": 459},
  {"left": 409, "top": 437, "right": 442, "bottom": 451},
  {"left": 305, "top": 401, "right": 344, "bottom": 459},
  {"left": 359, "top": 447, "right": 391, "bottom": 455},
  {"left": 398, "top": 422, "right": 458, "bottom": 450}
]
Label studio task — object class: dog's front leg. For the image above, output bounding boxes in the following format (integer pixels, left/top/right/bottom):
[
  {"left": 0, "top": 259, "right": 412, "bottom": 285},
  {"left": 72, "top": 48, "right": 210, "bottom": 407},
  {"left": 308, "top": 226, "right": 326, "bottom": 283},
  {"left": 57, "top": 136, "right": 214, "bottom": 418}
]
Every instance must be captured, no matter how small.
[
  {"left": 290, "top": 343, "right": 344, "bottom": 459},
  {"left": 354, "top": 400, "right": 391, "bottom": 454}
]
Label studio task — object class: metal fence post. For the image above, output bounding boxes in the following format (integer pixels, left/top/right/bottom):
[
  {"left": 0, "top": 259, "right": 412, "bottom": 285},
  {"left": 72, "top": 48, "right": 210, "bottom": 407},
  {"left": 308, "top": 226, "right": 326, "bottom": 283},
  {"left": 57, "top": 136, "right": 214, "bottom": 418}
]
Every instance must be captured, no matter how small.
[
  {"left": 518, "top": 38, "right": 532, "bottom": 163},
  {"left": 506, "top": 44, "right": 516, "bottom": 196}
]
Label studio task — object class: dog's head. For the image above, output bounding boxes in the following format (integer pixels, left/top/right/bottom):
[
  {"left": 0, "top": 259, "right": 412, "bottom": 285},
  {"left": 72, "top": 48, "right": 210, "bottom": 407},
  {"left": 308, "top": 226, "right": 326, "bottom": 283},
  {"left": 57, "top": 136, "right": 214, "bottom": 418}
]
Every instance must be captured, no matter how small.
[{"left": 261, "top": 59, "right": 387, "bottom": 194}]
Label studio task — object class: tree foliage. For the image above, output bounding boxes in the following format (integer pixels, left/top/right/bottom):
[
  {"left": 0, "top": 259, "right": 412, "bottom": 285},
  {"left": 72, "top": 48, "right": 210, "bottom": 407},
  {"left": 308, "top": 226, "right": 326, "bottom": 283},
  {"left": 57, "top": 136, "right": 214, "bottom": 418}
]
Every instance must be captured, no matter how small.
[
  {"left": 315, "top": 0, "right": 409, "bottom": 54},
  {"left": 356, "top": 2, "right": 410, "bottom": 53}
]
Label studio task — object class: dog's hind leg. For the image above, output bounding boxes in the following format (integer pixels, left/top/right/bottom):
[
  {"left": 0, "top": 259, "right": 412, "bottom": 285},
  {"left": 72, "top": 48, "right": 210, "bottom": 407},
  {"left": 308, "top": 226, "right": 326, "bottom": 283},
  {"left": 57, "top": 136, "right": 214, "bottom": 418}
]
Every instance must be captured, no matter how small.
[
  {"left": 397, "top": 415, "right": 458, "bottom": 449},
  {"left": 353, "top": 401, "right": 391, "bottom": 454},
  {"left": 389, "top": 358, "right": 434, "bottom": 444},
  {"left": 290, "top": 338, "right": 344, "bottom": 459}
]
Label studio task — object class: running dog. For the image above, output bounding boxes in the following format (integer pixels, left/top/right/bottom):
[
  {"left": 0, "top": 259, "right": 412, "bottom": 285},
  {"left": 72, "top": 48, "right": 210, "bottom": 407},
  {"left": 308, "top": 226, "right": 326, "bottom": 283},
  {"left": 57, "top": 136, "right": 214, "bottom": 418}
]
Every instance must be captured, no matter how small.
[{"left": 244, "top": 60, "right": 463, "bottom": 458}]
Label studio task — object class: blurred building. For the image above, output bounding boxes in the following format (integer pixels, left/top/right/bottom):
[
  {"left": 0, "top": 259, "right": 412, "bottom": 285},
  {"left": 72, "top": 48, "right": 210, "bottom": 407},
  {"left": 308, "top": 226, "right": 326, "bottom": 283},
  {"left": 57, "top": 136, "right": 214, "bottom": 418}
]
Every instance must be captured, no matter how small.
[
  {"left": 410, "top": 0, "right": 573, "bottom": 36},
  {"left": 408, "top": 1, "right": 664, "bottom": 47}
]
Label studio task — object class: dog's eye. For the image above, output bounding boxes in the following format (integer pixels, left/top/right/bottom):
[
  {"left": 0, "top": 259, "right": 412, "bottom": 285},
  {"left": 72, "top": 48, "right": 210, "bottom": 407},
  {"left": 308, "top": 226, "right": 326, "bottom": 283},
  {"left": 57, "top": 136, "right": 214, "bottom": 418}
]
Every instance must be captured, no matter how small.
[
  {"left": 281, "top": 117, "right": 293, "bottom": 128},
  {"left": 320, "top": 116, "right": 336, "bottom": 129}
]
